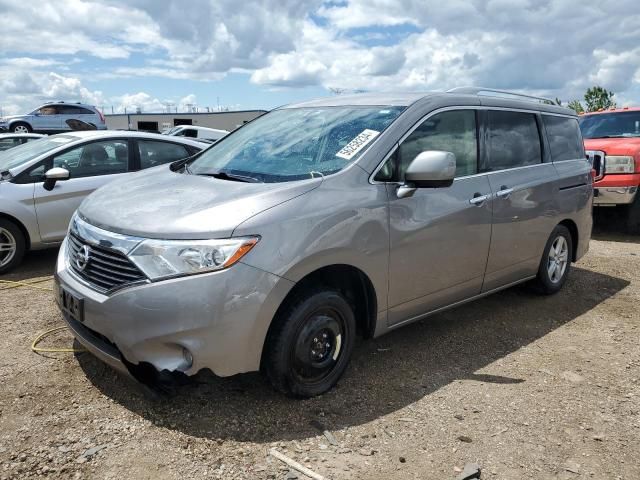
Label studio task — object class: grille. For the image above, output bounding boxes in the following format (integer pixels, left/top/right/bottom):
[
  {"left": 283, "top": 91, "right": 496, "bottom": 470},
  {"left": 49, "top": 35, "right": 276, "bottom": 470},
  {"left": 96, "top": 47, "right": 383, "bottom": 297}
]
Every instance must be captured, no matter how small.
[
  {"left": 586, "top": 150, "right": 606, "bottom": 181},
  {"left": 67, "top": 232, "right": 147, "bottom": 292}
]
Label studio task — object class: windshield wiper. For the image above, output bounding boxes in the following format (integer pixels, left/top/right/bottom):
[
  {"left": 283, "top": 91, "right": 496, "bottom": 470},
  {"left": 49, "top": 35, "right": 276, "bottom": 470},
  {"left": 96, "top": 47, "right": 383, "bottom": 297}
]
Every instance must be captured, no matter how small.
[{"left": 198, "top": 170, "right": 262, "bottom": 183}]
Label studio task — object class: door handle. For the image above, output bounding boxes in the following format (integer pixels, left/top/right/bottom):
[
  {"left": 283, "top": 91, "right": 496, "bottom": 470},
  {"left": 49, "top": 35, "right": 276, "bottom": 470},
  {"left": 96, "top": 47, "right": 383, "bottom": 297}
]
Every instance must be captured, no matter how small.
[
  {"left": 496, "top": 187, "right": 514, "bottom": 198},
  {"left": 469, "top": 193, "right": 489, "bottom": 205}
]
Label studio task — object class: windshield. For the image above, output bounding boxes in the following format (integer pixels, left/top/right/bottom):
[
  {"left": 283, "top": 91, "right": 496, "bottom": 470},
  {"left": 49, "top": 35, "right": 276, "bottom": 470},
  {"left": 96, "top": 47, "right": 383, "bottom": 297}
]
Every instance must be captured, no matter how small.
[
  {"left": 579, "top": 111, "right": 640, "bottom": 139},
  {"left": 0, "top": 135, "right": 75, "bottom": 172},
  {"left": 188, "top": 106, "right": 405, "bottom": 182},
  {"left": 164, "top": 127, "right": 182, "bottom": 135}
]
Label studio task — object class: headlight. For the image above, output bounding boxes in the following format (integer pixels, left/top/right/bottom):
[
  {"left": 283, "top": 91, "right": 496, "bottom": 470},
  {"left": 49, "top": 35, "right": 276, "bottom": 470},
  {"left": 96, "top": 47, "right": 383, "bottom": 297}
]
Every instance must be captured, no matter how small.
[
  {"left": 605, "top": 156, "right": 635, "bottom": 174},
  {"left": 129, "top": 236, "right": 259, "bottom": 280}
]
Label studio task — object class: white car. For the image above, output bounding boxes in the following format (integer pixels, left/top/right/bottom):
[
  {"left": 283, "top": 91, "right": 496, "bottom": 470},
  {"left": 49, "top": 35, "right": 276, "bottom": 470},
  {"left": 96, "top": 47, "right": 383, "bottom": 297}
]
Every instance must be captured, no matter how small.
[
  {"left": 0, "top": 133, "right": 45, "bottom": 151},
  {"left": 0, "top": 131, "right": 203, "bottom": 272},
  {"left": 163, "top": 125, "right": 229, "bottom": 143}
]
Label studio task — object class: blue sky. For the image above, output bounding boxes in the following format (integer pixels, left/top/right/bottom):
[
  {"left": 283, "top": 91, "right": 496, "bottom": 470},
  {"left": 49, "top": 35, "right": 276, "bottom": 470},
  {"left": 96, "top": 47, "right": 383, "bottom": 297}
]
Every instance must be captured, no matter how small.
[{"left": 1, "top": 0, "right": 639, "bottom": 115}]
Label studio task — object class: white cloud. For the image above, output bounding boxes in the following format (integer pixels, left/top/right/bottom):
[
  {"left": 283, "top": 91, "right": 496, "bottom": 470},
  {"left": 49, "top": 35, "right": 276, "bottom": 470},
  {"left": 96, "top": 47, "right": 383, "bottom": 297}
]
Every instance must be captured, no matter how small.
[{"left": 0, "top": 0, "right": 639, "bottom": 109}]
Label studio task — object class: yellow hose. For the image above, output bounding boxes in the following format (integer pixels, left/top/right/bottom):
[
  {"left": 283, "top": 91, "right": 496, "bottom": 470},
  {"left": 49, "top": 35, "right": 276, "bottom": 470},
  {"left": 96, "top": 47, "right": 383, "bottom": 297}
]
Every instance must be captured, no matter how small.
[
  {"left": 31, "top": 326, "right": 86, "bottom": 353},
  {"left": 0, "top": 277, "right": 53, "bottom": 292},
  {"left": 0, "top": 276, "right": 84, "bottom": 353}
]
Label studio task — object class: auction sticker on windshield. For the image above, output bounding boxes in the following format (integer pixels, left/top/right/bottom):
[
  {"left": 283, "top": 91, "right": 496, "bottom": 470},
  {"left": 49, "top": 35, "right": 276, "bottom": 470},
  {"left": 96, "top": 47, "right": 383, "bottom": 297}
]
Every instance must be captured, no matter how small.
[{"left": 335, "top": 129, "right": 380, "bottom": 160}]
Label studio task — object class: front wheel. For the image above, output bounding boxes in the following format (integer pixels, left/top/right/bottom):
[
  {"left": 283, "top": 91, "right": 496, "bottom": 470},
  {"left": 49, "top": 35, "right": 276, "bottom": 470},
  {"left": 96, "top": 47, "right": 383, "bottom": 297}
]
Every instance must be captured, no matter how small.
[
  {"left": 10, "top": 122, "right": 32, "bottom": 134},
  {"left": 263, "top": 288, "right": 356, "bottom": 398},
  {"left": 532, "top": 225, "right": 573, "bottom": 295},
  {"left": 0, "top": 219, "right": 26, "bottom": 274}
]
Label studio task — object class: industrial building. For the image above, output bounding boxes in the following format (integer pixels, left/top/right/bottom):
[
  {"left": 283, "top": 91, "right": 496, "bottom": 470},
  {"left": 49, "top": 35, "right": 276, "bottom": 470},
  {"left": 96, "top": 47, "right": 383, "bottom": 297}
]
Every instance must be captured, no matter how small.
[{"left": 104, "top": 110, "right": 267, "bottom": 132}]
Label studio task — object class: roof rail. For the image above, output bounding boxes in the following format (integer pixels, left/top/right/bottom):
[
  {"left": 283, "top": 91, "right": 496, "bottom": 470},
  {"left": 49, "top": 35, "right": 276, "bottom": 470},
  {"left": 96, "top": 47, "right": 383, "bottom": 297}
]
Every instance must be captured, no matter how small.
[{"left": 447, "top": 87, "right": 555, "bottom": 105}]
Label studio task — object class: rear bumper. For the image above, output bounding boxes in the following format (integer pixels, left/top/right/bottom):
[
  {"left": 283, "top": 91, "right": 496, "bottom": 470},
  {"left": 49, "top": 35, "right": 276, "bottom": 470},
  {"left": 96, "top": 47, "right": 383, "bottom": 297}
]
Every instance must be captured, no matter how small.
[{"left": 594, "top": 185, "right": 637, "bottom": 205}]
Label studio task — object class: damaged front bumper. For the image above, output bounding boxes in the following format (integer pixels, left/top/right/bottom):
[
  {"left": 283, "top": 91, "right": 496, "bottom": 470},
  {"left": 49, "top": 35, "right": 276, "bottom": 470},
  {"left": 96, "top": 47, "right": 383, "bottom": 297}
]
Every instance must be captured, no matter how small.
[{"left": 54, "top": 238, "right": 293, "bottom": 380}]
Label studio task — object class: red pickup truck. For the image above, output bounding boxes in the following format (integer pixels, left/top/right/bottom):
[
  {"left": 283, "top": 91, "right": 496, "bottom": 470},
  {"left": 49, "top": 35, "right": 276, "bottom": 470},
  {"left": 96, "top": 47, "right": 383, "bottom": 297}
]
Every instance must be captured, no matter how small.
[{"left": 579, "top": 107, "right": 640, "bottom": 233}]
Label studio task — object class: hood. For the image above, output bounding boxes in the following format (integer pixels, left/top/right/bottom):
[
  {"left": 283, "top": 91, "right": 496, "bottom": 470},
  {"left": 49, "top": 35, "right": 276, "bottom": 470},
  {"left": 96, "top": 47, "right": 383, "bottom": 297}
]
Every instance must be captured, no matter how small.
[
  {"left": 584, "top": 137, "right": 640, "bottom": 156},
  {"left": 78, "top": 166, "right": 322, "bottom": 239},
  {"left": 1, "top": 115, "right": 27, "bottom": 122}
]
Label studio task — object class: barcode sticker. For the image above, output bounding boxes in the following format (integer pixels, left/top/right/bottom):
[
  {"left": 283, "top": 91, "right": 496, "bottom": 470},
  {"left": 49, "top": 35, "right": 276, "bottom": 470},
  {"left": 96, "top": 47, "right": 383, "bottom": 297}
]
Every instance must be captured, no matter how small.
[{"left": 335, "top": 129, "right": 380, "bottom": 160}]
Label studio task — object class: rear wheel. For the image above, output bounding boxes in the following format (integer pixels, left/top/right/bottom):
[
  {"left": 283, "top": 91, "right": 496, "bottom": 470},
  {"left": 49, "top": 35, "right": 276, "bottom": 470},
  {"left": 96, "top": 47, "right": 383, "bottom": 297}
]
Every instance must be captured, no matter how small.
[
  {"left": 0, "top": 219, "right": 26, "bottom": 274},
  {"left": 264, "top": 288, "right": 356, "bottom": 398},
  {"left": 532, "top": 225, "right": 572, "bottom": 295},
  {"left": 624, "top": 194, "right": 640, "bottom": 234},
  {"left": 10, "top": 122, "right": 32, "bottom": 134}
]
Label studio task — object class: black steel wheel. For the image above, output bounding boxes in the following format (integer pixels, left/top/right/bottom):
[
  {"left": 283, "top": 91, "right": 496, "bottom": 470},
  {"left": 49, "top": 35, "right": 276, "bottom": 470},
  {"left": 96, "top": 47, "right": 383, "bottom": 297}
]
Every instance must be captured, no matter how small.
[{"left": 264, "top": 288, "right": 355, "bottom": 398}]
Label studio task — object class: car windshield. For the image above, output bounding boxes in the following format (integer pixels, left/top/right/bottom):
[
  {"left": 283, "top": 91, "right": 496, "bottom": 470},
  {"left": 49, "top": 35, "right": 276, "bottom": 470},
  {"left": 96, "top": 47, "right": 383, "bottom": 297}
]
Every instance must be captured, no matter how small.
[
  {"left": 579, "top": 111, "right": 640, "bottom": 139},
  {"left": 0, "top": 135, "right": 75, "bottom": 172},
  {"left": 188, "top": 106, "right": 405, "bottom": 182}
]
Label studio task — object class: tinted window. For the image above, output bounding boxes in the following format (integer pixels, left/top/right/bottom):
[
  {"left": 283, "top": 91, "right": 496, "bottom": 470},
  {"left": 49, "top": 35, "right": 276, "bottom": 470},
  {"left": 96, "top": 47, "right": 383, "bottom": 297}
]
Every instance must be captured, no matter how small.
[
  {"left": 183, "top": 129, "right": 198, "bottom": 138},
  {"left": 138, "top": 140, "right": 190, "bottom": 169},
  {"left": 375, "top": 110, "right": 477, "bottom": 181},
  {"left": 59, "top": 105, "right": 95, "bottom": 115},
  {"left": 542, "top": 115, "right": 584, "bottom": 162},
  {"left": 486, "top": 111, "right": 542, "bottom": 171},
  {"left": 52, "top": 140, "right": 129, "bottom": 177}
]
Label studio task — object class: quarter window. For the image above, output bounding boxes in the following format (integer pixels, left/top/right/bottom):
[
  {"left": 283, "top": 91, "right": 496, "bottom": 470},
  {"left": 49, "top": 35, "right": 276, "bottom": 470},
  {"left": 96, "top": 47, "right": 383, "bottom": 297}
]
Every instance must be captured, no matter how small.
[
  {"left": 486, "top": 111, "right": 542, "bottom": 171},
  {"left": 542, "top": 115, "right": 584, "bottom": 162},
  {"left": 138, "top": 140, "right": 190, "bottom": 169}
]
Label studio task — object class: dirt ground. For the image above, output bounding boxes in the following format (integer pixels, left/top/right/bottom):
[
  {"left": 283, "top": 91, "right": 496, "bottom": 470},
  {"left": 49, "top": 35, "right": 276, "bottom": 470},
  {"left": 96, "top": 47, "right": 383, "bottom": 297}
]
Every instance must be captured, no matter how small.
[{"left": 1, "top": 215, "right": 639, "bottom": 480}]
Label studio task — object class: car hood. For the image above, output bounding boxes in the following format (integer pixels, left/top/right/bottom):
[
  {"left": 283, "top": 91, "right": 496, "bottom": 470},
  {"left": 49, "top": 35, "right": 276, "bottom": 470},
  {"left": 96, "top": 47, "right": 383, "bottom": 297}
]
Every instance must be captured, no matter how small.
[
  {"left": 78, "top": 166, "right": 322, "bottom": 239},
  {"left": 1, "top": 115, "right": 28, "bottom": 121},
  {"left": 584, "top": 137, "right": 640, "bottom": 156}
]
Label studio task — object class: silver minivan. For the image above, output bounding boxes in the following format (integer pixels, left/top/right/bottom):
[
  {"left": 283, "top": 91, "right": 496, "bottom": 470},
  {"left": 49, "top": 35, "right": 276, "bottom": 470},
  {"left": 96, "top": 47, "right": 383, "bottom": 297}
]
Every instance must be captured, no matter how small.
[{"left": 54, "top": 89, "right": 593, "bottom": 397}]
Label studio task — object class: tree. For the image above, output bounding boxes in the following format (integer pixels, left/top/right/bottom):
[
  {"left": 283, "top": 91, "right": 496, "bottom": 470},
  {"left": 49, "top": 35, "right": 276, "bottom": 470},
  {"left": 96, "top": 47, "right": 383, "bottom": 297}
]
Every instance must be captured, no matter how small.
[
  {"left": 584, "top": 86, "right": 615, "bottom": 112},
  {"left": 567, "top": 100, "right": 584, "bottom": 114}
]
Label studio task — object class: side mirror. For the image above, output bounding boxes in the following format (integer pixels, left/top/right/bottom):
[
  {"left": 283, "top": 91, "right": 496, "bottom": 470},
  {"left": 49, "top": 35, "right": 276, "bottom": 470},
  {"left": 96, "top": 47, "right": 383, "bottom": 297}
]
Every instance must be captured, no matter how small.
[
  {"left": 43, "top": 167, "right": 70, "bottom": 191},
  {"left": 397, "top": 151, "right": 456, "bottom": 198}
]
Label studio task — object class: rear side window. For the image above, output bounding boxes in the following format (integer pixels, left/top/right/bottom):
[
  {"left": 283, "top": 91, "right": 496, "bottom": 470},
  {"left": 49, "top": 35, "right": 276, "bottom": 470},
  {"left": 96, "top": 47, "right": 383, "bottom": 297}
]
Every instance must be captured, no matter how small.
[
  {"left": 138, "top": 140, "right": 190, "bottom": 169},
  {"left": 60, "top": 106, "right": 95, "bottom": 115},
  {"left": 542, "top": 115, "right": 584, "bottom": 162},
  {"left": 486, "top": 111, "right": 542, "bottom": 171}
]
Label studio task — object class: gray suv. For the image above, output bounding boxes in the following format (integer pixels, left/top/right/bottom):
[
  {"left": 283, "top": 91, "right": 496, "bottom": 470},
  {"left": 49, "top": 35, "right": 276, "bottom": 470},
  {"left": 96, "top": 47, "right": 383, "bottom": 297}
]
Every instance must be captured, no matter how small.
[
  {"left": 0, "top": 102, "right": 107, "bottom": 134},
  {"left": 54, "top": 89, "right": 593, "bottom": 397}
]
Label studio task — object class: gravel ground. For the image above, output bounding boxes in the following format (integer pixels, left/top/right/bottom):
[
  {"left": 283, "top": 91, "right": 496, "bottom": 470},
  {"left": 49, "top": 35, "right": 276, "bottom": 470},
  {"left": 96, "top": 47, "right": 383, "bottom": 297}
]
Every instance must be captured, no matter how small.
[{"left": 1, "top": 216, "right": 639, "bottom": 480}]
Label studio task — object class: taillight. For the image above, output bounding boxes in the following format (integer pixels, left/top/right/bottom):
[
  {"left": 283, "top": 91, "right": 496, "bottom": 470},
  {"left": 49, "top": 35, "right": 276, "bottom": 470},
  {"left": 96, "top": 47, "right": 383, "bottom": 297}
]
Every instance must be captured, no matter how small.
[
  {"left": 96, "top": 108, "right": 105, "bottom": 124},
  {"left": 604, "top": 156, "right": 635, "bottom": 174}
]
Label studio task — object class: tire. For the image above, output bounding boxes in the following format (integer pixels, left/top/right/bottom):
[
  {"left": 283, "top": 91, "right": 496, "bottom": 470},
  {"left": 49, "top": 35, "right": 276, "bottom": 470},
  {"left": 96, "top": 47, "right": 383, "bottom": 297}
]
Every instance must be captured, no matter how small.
[
  {"left": 10, "top": 122, "right": 32, "bottom": 134},
  {"left": 263, "top": 288, "right": 356, "bottom": 398},
  {"left": 0, "top": 219, "right": 26, "bottom": 274},
  {"left": 532, "top": 225, "right": 573, "bottom": 295},
  {"left": 624, "top": 194, "right": 640, "bottom": 234}
]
